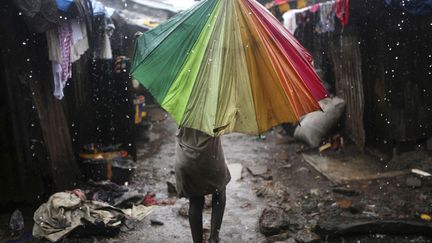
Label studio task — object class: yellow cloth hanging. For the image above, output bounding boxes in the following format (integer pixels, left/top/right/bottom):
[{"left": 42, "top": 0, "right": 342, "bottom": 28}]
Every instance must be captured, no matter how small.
[{"left": 297, "top": 0, "right": 307, "bottom": 9}]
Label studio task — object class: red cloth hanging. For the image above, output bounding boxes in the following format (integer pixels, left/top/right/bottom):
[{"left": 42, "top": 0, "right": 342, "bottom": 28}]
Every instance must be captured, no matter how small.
[{"left": 334, "top": 0, "right": 349, "bottom": 26}]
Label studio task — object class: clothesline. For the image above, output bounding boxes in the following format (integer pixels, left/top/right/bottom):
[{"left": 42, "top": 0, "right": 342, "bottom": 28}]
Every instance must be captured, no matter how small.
[
  {"left": 282, "top": 0, "right": 349, "bottom": 35},
  {"left": 46, "top": 0, "right": 115, "bottom": 100}
]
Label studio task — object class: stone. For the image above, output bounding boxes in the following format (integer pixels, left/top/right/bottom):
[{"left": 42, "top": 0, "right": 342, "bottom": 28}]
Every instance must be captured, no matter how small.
[
  {"left": 150, "top": 219, "right": 164, "bottom": 226},
  {"left": 266, "top": 232, "right": 290, "bottom": 242},
  {"left": 406, "top": 177, "right": 422, "bottom": 188},
  {"left": 178, "top": 202, "right": 189, "bottom": 218},
  {"left": 259, "top": 207, "right": 290, "bottom": 236},
  {"left": 166, "top": 181, "right": 177, "bottom": 194},
  {"left": 310, "top": 189, "right": 319, "bottom": 196},
  {"left": 248, "top": 165, "right": 269, "bottom": 176},
  {"left": 294, "top": 229, "right": 321, "bottom": 243}
]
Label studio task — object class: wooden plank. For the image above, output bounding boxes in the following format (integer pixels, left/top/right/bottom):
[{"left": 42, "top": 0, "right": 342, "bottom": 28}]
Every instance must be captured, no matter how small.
[{"left": 330, "top": 36, "right": 366, "bottom": 149}]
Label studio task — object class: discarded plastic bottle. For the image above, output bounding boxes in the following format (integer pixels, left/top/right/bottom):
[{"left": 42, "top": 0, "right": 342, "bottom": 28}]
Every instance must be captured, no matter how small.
[{"left": 9, "top": 209, "right": 24, "bottom": 232}]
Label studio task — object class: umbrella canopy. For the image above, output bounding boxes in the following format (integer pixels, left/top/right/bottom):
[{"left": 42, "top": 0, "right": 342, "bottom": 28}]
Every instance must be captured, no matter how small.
[{"left": 131, "top": 0, "right": 328, "bottom": 136}]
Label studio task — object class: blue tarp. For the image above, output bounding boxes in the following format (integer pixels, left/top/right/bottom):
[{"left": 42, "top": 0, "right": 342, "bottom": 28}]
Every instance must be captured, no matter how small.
[
  {"left": 385, "top": 0, "right": 432, "bottom": 15},
  {"left": 56, "top": 0, "right": 74, "bottom": 12}
]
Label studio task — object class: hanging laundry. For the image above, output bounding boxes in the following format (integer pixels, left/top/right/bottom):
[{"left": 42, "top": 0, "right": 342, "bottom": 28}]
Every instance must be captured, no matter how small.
[
  {"left": 90, "top": 0, "right": 106, "bottom": 16},
  {"left": 385, "top": 0, "right": 432, "bottom": 15},
  {"left": 318, "top": 1, "right": 335, "bottom": 33},
  {"left": 334, "top": 0, "right": 349, "bottom": 26},
  {"left": 283, "top": 8, "right": 306, "bottom": 34},
  {"left": 93, "top": 16, "right": 113, "bottom": 59},
  {"left": 47, "top": 22, "right": 73, "bottom": 100},
  {"left": 71, "top": 19, "right": 89, "bottom": 62},
  {"left": 310, "top": 3, "right": 321, "bottom": 13},
  {"left": 297, "top": 0, "right": 307, "bottom": 9}
]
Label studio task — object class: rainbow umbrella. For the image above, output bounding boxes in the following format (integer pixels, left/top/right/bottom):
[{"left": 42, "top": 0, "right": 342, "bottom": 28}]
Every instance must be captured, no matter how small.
[{"left": 131, "top": 0, "right": 328, "bottom": 136}]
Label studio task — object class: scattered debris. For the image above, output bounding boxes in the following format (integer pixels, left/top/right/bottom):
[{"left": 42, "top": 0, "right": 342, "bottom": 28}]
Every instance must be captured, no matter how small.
[
  {"left": 336, "top": 199, "right": 353, "bottom": 209},
  {"left": 178, "top": 202, "right": 189, "bottom": 218},
  {"left": 296, "top": 167, "right": 310, "bottom": 173},
  {"left": 406, "top": 177, "right": 422, "bottom": 188},
  {"left": 150, "top": 219, "right": 164, "bottom": 226},
  {"left": 332, "top": 187, "right": 360, "bottom": 196},
  {"left": 266, "top": 231, "right": 290, "bottom": 242},
  {"left": 121, "top": 205, "right": 156, "bottom": 223},
  {"left": 315, "top": 218, "right": 432, "bottom": 238},
  {"left": 240, "top": 202, "right": 252, "bottom": 209},
  {"left": 247, "top": 165, "right": 271, "bottom": 180},
  {"left": 319, "top": 143, "right": 332, "bottom": 153},
  {"left": 276, "top": 152, "right": 290, "bottom": 161},
  {"left": 295, "top": 229, "right": 321, "bottom": 243},
  {"left": 279, "top": 164, "right": 293, "bottom": 170},
  {"left": 255, "top": 181, "right": 288, "bottom": 200},
  {"left": 32, "top": 192, "right": 131, "bottom": 242},
  {"left": 276, "top": 136, "right": 296, "bottom": 144},
  {"left": 411, "top": 169, "right": 431, "bottom": 177},
  {"left": 259, "top": 207, "right": 290, "bottom": 236},
  {"left": 275, "top": 238, "right": 297, "bottom": 243},
  {"left": 420, "top": 214, "right": 432, "bottom": 222},
  {"left": 310, "top": 189, "right": 320, "bottom": 196}
]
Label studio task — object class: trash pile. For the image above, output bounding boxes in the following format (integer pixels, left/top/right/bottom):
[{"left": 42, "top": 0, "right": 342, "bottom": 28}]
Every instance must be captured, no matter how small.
[{"left": 31, "top": 180, "right": 163, "bottom": 242}]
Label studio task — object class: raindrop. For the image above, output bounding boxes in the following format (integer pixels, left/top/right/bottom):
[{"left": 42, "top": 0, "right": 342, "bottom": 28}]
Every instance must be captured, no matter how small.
[
  {"left": 18, "top": 12, "right": 22, "bottom": 16},
  {"left": 26, "top": 58, "right": 30, "bottom": 62},
  {"left": 22, "top": 42, "right": 27, "bottom": 46},
  {"left": 396, "top": 42, "right": 400, "bottom": 46},
  {"left": 395, "top": 56, "right": 399, "bottom": 60}
]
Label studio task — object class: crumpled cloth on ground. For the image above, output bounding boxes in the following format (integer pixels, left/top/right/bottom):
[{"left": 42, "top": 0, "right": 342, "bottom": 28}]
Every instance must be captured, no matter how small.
[
  {"left": 33, "top": 191, "right": 154, "bottom": 242},
  {"left": 175, "top": 127, "right": 231, "bottom": 198}
]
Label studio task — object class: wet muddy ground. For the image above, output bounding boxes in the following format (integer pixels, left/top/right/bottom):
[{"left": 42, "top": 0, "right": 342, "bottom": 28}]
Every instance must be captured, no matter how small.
[
  {"left": 1, "top": 109, "right": 432, "bottom": 243},
  {"left": 116, "top": 112, "right": 432, "bottom": 243}
]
